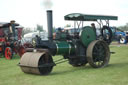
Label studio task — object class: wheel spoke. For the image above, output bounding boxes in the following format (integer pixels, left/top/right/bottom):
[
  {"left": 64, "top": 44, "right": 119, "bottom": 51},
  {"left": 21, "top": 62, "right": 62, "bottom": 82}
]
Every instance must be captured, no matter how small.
[
  {"left": 5, "top": 47, "right": 12, "bottom": 59},
  {"left": 8, "top": 53, "right": 11, "bottom": 57},
  {"left": 94, "top": 46, "right": 98, "bottom": 51},
  {"left": 93, "top": 52, "right": 98, "bottom": 56},
  {"left": 93, "top": 57, "right": 97, "bottom": 62},
  {"left": 98, "top": 61, "right": 102, "bottom": 66},
  {"left": 8, "top": 52, "right": 11, "bottom": 55}
]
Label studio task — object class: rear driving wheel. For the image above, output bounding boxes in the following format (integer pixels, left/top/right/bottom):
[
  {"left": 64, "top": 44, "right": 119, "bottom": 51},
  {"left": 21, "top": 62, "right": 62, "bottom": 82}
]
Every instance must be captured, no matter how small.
[
  {"left": 5, "top": 47, "right": 13, "bottom": 59},
  {"left": 86, "top": 40, "right": 110, "bottom": 68}
]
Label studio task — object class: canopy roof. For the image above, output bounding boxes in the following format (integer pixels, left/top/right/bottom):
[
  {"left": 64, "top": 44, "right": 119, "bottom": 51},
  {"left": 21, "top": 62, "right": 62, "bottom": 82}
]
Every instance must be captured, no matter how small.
[
  {"left": 64, "top": 13, "right": 118, "bottom": 21},
  {"left": 0, "top": 22, "right": 19, "bottom": 28}
]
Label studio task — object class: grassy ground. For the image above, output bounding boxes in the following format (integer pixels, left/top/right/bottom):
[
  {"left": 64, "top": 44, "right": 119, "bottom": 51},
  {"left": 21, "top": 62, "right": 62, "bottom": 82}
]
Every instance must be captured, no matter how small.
[{"left": 0, "top": 46, "right": 128, "bottom": 85}]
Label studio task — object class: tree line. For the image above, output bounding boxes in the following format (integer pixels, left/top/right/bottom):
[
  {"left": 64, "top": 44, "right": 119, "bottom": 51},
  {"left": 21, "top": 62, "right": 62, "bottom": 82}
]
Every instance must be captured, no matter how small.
[
  {"left": 117, "top": 23, "right": 128, "bottom": 31},
  {"left": 22, "top": 23, "right": 128, "bottom": 36},
  {"left": 22, "top": 24, "right": 44, "bottom": 36}
]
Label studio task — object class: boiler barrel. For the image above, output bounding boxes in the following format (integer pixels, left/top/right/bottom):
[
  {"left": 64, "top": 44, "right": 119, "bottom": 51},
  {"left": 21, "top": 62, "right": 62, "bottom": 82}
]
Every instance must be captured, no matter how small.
[{"left": 55, "top": 41, "right": 75, "bottom": 55}]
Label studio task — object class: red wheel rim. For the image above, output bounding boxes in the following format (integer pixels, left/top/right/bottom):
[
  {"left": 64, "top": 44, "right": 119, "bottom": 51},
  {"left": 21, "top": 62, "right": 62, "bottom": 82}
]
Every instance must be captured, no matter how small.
[{"left": 5, "top": 47, "right": 12, "bottom": 59}]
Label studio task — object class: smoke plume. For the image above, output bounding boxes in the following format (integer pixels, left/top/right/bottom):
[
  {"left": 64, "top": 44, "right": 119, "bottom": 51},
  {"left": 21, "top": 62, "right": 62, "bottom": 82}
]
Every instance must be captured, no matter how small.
[{"left": 42, "top": 0, "right": 53, "bottom": 10}]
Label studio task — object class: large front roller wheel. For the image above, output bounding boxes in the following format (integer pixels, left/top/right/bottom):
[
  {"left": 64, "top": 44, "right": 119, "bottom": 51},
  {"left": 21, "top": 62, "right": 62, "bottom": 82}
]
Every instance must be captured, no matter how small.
[
  {"left": 19, "top": 52, "right": 55, "bottom": 75},
  {"left": 5, "top": 47, "right": 13, "bottom": 60},
  {"left": 86, "top": 40, "right": 110, "bottom": 68}
]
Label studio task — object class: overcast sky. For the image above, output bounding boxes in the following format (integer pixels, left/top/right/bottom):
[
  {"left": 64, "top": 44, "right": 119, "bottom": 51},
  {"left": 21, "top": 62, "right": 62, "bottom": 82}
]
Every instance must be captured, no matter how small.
[{"left": 0, "top": 0, "right": 128, "bottom": 30}]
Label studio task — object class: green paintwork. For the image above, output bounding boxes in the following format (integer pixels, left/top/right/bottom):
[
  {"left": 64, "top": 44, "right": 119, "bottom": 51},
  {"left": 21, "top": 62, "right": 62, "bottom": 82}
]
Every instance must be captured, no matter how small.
[
  {"left": 56, "top": 41, "right": 75, "bottom": 55},
  {"left": 59, "top": 32, "right": 67, "bottom": 40},
  {"left": 64, "top": 13, "right": 118, "bottom": 21},
  {"left": 55, "top": 32, "right": 67, "bottom": 40},
  {"left": 80, "top": 26, "right": 96, "bottom": 47}
]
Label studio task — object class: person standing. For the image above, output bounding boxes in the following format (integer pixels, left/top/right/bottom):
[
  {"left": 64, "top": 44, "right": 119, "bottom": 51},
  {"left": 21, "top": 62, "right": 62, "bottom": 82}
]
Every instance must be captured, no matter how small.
[
  {"left": 91, "top": 23, "right": 96, "bottom": 35},
  {"left": 117, "top": 34, "right": 122, "bottom": 44},
  {"left": 125, "top": 32, "right": 128, "bottom": 44},
  {"left": 9, "top": 20, "right": 16, "bottom": 40}
]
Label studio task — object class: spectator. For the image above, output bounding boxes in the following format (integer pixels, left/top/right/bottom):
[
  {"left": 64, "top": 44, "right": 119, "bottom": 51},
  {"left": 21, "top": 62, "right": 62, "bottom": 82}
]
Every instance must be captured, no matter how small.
[
  {"left": 9, "top": 20, "right": 16, "bottom": 38},
  {"left": 125, "top": 32, "right": 128, "bottom": 44},
  {"left": 15, "top": 28, "right": 18, "bottom": 40},
  {"left": 91, "top": 23, "right": 96, "bottom": 35},
  {"left": 117, "top": 34, "right": 122, "bottom": 44},
  {"left": 55, "top": 28, "right": 62, "bottom": 39},
  {"left": 35, "top": 35, "right": 41, "bottom": 44}
]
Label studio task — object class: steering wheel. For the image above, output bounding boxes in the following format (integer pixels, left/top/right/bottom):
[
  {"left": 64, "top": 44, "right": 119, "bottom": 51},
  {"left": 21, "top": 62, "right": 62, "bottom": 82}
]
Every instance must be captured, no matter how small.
[{"left": 101, "top": 26, "right": 112, "bottom": 44}]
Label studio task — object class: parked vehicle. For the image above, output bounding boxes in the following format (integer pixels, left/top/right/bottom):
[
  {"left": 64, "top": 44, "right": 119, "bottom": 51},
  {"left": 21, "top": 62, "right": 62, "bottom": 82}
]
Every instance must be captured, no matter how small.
[
  {"left": 0, "top": 21, "right": 25, "bottom": 59},
  {"left": 115, "top": 32, "right": 126, "bottom": 44},
  {"left": 19, "top": 11, "right": 118, "bottom": 75}
]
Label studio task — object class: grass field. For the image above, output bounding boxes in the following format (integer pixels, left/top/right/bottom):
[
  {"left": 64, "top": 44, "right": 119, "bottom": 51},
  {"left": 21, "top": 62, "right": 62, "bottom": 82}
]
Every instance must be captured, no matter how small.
[{"left": 0, "top": 46, "right": 128, "bottom": 85}]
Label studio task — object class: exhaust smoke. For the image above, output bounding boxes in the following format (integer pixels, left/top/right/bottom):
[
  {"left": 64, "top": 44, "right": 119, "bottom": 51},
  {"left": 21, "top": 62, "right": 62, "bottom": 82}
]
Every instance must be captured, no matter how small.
[{"left": 43, "top": 0, "right": 53, "bottom": 10}]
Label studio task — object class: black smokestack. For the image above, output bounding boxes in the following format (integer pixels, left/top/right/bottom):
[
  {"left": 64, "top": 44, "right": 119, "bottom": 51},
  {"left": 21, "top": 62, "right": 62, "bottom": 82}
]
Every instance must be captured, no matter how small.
[{"left": 47, "top": 10, "right": 53, "bottom": 41}]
